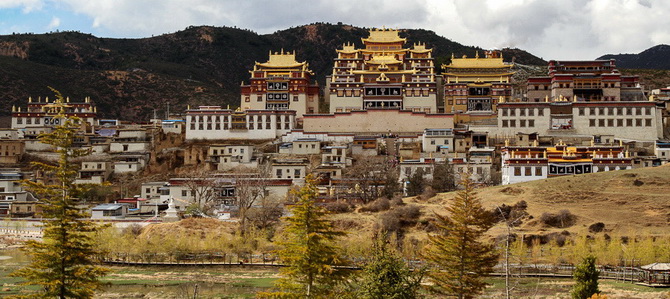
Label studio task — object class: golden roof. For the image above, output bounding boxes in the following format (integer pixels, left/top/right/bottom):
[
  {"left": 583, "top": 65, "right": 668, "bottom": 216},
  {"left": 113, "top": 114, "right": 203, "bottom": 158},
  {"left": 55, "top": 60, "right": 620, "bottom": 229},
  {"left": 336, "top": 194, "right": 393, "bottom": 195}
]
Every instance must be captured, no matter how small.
[
  {"left": 256, "top": 50, "right": 307, "bottom": 69},
  {"left": 337, "top": 43, "right": 358, "bottom": 54},
  {"left": 366, "top": 54, "right": 402, "bottom": 65},
  {"left": 410, "top": 42, "right": 432, "bottom": 53},
  {"left": 362, "top": 28, "right": 406, "bottom": 44},
  {"left": 445, "top": 54, "right": 513, "bottom": 69}
]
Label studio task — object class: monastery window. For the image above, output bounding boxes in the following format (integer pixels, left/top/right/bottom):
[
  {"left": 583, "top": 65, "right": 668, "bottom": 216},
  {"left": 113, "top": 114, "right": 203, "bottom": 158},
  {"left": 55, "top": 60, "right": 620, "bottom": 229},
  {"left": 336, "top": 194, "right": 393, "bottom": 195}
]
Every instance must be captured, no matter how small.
[
  {"left": 337, "top": 90, "right": 344, "bottom": 97},
  {"left": 190, "top": 123, "right": 195, "bottom": 130},
  {"left": 514, "top": 167, "right": 521, "bottom": 176},
  {"left": 626, "top": 119, "right": 633, "bottom": 126},
  {"left": 294, "top": 169, "right": 301, "bottom": 178},
  {"left": 608, "top": 108, "right": 614, "bottom": 115},
  {"left": 607, "top": 119, "right": 614, "bottom": 127},
  {"left": 645, "top": 107, "right": 651, "bottom": 115},
  {"left": 224, "top": 122, "right": 229, "bottom": 130},
  {"left": 636, "top": 108, "right": 642, "bottom": 115},
  {"left": 617, "top": 119, "right": 623, "bottom": 127},
  {"left": 579, "top": 108, "right": 585, "bottom": 116},
  {"left": 520, "top": 120, "right": 526, "bottom": 127},
  {"left": 198, "top": 123, "right": 204, "bottom": 130},
  {"left": 535, "top": 167, "right": 543, "bottom": 176},
  {"left": 636, "top": 119, "right": 642, "bottom": 126},
  {"left": 529, "top": 120, "right": 535, "bottom": 127},
  {"left": 285, "top": 122, "right": 290, "bottom": 130},
  {"left": 502, "top": 109, "right": 508, "bottom": 116},
  {"left": 245, "top": 96, "right": 250, "bottom": 102},
  {"left": 17, "top": 118, "right": 22, "bottom": 125},
  {"left": 589, "top": 108, "right": 595, "bottom": 115},
  {"left": 544, "top": 86, "right": 548, "bottom": 90},
  {"left": 534, "top": 85, "right": 538, "bottom": 90},
  {"left": 626, "top": 108, "right": 632, "bottom": 115},
  {"left": 257, "top": 122, "right": 262, "bottom": 129},
  {"left": 510, "top": 109, "right": 516, "bottom": 116},
  {"left": 589, "top": 119, "right": 596, "bottom": 127},
  {"left": 598, "top": 108, "right": 604, "bottom": 115},
  {"left": 35, "top": 118, "right": 40, "bottom": 124},
  {"left": 422, "top": 90, "right": 429, "bottom": 97},
  {"left": 26, "top": 118, "right": 32, "bottom": 125},
  {"left": 207, "top": 123, "right": 212, "bottom": 130},
  {"left": 598, "top": 119, "right": 605, "bottom": 127},
  {"left": 534, "top": 98, "right": 540, "bottom": 102},
  {"left": 502, "top": 120, "right": 508, "bottom": 127},
  {"left": 525, "top": 167, "right": 532, "bottom": 176},
  {"left": 528, "top": 109, "right": 534, "bottom": 116},
  {"left": 538, "top": 109, "right": 544, "bottom": 116},
  {"left": 616, "top": 108, "right": 622, "bottom": 115},
  {"left": 645, "top": 119, "right": 652, "bottom": 126},
  {"left": 520, "top": 109, "right": 526, "bottom": 116},
  {"left": 293, "top": 95, "right": 299, "bottom": 102},
  {"left": 509, "top": 120, "right": 516, "bottom": 127},
  {"left": 257, "top": 95, "right": 262, "bottom": 102},
  {"left": 448, "top": 100, "right": 454, "bottom": 105}
]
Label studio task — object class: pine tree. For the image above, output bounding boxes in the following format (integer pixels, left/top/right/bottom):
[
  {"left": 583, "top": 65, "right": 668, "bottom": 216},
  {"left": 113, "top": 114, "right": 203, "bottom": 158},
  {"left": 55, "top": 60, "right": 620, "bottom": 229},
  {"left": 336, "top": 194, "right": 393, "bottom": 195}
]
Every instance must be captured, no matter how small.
[
  {"left": 357, "top": 234, "right": 424, "bottom": 299},
  {"left": 423, "top": 175, "right": 498, "bottom": 298},
  {"left": 10, "top": 89, "right": 109, "bottom": 299},
  {"left": 406, "top": 168, "right": 425, "bottom": 197},
  {"left": 261, "top": 174, "right": 349, "bottom": 298},
  {"left": 572, "top": 255, "right": 600, "bottom": 299}
]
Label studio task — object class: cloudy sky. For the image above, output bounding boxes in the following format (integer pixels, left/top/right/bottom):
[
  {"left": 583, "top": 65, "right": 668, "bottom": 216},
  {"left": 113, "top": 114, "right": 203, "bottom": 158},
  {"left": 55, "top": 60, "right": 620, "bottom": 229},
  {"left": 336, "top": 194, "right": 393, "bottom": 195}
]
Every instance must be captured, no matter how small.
[{"left": 1, "top": 0, "right": 668, "bottom": 60}]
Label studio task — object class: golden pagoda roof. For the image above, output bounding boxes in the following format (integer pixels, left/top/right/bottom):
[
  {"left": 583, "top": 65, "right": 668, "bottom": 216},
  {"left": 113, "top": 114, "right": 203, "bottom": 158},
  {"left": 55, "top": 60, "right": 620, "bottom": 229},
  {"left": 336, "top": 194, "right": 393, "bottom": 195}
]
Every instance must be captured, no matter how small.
[
  {"left": 362, "top": 28, "right": 406, "bottom": 44},
  {"left": 256, "top": 50, "right": 308, "bottom": 69},
  {"left": 337, "top": 43, "right": 358, "bottom": 54},
  {"left": 410, "top": 42, "right": 432, "bottom": 53},
  {"left": 445, "top": 54, "right": 513, "bottom": 69},
  {"left": 366, "top": 54, "right": 402, "bottom": 65}
]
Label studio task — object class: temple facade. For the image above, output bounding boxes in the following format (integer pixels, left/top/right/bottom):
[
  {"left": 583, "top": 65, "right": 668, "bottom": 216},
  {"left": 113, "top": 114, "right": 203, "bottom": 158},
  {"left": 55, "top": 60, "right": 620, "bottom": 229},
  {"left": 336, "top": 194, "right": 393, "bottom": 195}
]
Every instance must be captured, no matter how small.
[
  {"left": 11, "top": 96, "right": 97, "bottom": 136},
  {"left": 185, "top": 106, "right": 296, "bottom": 140},
  {"left": 501, "top": 141, "right": 633, "bottom": 185},
  {"left": 240, "top": 51, "right": 319, "bottom": 119},
  {"left": 526, "top": 60, "right": 645, "bottom": 102},
  {"left": 326, "top": 28, "right": 438, "bottom": 113},
  {"left": 443, "top": 50, "right": 514, "bottom": 114}
]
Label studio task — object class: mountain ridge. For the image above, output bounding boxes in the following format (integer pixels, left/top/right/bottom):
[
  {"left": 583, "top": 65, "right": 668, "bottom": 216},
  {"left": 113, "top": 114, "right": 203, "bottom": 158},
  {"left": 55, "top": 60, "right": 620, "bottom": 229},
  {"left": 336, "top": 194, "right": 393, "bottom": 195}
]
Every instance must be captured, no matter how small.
[{"left": 0, "top": 23, "right": 544, "bottom": 120}]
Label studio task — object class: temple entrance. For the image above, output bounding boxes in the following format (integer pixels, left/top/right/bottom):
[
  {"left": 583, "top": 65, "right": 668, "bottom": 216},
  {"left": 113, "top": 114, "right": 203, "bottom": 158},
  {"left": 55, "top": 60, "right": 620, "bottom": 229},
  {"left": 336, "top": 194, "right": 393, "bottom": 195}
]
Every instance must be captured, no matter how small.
[{"left": 467, "top": 98, "right": 492, "bottom": 111}]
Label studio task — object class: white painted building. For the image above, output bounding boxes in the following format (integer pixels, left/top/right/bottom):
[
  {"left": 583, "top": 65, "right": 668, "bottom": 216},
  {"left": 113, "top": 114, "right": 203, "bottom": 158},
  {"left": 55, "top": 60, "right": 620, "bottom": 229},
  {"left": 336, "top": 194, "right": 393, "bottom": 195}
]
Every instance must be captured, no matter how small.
[{"left": 185, "top": 106, "right": 296, "bottom": 140}]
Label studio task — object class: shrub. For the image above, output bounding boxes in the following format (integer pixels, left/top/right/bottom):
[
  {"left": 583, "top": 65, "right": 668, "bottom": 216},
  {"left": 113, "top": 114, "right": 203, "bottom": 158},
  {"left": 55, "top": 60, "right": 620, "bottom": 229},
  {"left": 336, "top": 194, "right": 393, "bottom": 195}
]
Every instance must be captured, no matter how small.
[
  {"left": 588, "top": 222, "right": 606, "bottom": 233},
  {"left": 379, "top": 212, "right": 401, "bottom": 233},
  {"left": 360, "top": 198, "right": 391, "bottom": 213},
  {"left": 395, "top": 205, "right": 421, "bottom": 221},
  {"left": 540, "top": 209, "right": 576, "bottom": 228},
  {"left": 325, "top": 202, "right": 353, "bottom": 214},
  {"left": 122, "top": 224, "right": 144, "bottom": 237},
  {"left": 418, "top": 186, "right": 437, "bottom": 200}
]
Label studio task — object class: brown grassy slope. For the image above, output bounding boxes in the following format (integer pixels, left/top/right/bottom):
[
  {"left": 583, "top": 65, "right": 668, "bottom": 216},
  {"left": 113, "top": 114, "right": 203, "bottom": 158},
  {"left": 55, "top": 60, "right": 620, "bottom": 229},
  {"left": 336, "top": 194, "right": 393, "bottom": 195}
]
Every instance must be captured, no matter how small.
[{"left": 418, "top": 164, "right": 670, "bottom": 237}]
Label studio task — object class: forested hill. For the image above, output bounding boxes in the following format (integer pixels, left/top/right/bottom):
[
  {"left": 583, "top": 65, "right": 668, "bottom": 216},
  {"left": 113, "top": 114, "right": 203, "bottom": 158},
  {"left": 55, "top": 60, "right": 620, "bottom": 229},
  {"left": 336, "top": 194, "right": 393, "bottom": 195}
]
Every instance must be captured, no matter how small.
[
  {"left": 598, "top": 44, "right": 670, "bottom": 70},
  {"left": 0, "top": 23, "right": 544, "bottom": 120}
]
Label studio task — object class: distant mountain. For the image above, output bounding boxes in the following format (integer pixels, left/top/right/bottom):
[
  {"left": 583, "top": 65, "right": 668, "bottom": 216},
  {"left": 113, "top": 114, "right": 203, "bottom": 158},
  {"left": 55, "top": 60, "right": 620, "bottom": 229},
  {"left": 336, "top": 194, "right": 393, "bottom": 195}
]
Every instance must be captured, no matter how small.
[
  {"left": 598, "top": 44, "right": 670, "bottom": 70},
  {"left": 0, "top": 23, "right": 545, "bottom": 120}
]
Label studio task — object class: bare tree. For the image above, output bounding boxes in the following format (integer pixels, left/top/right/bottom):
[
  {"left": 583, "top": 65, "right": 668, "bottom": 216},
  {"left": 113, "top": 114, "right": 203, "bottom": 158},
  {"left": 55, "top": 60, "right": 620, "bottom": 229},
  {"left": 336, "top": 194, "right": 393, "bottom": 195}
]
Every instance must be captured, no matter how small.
[
  {"left": 246, "top": 195, "right": 284, "bottom": 230},
  {"left": 343, "top": 156, "right": 394, "bottom": 203},
  {"left": 182, "top": 168, "right": 219, "bottom": 213},
  {"left": 234, "top": 163, "right": 271, "bottom": 236}
]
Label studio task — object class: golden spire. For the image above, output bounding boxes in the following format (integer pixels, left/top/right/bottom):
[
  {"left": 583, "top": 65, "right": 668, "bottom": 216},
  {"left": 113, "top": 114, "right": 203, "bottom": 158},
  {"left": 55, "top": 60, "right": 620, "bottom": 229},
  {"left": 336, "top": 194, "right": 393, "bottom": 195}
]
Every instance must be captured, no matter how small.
[{"left": 28, "top": 97, "right": 32, "bottom": 103}]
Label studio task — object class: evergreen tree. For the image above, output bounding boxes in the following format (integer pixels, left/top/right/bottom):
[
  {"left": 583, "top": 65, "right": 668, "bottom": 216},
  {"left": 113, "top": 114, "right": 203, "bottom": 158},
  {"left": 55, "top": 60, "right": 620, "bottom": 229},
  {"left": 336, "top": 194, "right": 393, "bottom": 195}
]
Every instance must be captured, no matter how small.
[
  {"left": 357, "top": 234, "right": 424, "bottom": 299},
  {"left": 431, "top": 161, "right": 456, "bottom": 193},
  {"left": 381, "top": 168, "right": 400, "bottom": 199},
  {"left": 572, "top": 255, "right": 600, "bottom": 299},
  {"left": 423, "top": 175, "right": 498, "bottom": 298},
  {"left": 261, "top": 174, "right": 349, "bottom": 298},
  {"left": 406, "top": 168, "right": 425, "bottom": 197},
  {"left": 11, "top": 89, "right": 108, "bottom": 299}
]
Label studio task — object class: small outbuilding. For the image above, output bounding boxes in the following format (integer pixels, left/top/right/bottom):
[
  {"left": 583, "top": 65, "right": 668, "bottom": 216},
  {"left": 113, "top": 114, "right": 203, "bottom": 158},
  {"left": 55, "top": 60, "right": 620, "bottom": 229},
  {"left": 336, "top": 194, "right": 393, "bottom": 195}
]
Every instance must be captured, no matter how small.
[
  {"left": 90, "top": 203, "right": 129, "bottom": 219},
  {"left": 638, "top": 263, "right": 670, "bottom": 287}
]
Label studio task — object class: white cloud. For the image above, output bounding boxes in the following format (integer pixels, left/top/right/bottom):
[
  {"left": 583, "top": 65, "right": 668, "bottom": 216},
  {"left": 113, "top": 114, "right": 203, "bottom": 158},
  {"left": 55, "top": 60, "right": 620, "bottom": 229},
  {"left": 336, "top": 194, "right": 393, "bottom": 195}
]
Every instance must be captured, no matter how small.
[
  {"left": 46, "top": 16, "right": 60, "bottom": 30},
  {"left": 0, "top": 0, "right": 44, "bottom": 12},
  {"left": 9, "top": 0, "right": 670, "bottom": 59}
]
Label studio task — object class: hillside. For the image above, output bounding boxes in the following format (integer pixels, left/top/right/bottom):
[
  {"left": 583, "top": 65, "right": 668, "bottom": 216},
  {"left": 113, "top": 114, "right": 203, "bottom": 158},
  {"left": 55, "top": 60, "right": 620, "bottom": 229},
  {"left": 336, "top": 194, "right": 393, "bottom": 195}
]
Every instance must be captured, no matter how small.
[
  {"left": 419, "top": 164, "right": 670, "bottom": 239},
  {"left": 0, "top": 23, "right": 544, "bottom": 120},
  {"left": 598, "top": 44, "right": 670, "bottom": 70}
]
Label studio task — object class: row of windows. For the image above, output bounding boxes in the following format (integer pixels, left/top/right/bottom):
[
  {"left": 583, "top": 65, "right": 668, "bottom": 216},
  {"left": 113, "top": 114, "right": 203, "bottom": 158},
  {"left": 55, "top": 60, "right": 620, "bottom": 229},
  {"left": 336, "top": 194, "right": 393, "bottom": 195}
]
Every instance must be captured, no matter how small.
[
  {"left": 513, "top": 166, "right": 544, "bottom": 177},
  {"left": 579, "top": 107, "right": 652, "bottom": 116},
  {"left": 276, "top": 168, "right": 302, "bottom": 179},
  {"left": 190, "top": 122, "right": 291, "bottom": 131},
  {"left": 501, "top": 108, "right": 545, "bottom": 117},
  {"left": 189, "top": 115, "right": 291, "bottom": 123},
  {"left": 588, "top": 118, "right": 653, "bottom": 127},
  {"left": 502, "top": 119, "right": 536, "bottom": 128}
]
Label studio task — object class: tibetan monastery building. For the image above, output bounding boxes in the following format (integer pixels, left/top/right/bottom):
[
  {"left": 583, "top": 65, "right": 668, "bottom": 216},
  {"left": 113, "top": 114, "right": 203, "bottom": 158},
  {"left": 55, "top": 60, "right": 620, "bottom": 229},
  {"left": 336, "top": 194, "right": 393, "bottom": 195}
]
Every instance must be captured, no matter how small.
[
  {"left": 501, "top": 141, "right": 633, "bottom": 185},
  {"left": 443, "top": 50, "right": 515, "bottom": 116},
  {"left": 326, "top": 28, "right": 438, "bottom": 113},
  {"left": 11, "top": 96, "right": 98, "bottom": 137},
  {"left": 185, "top": 106, "right": 296, "bottom": 140},
  {"left": 240, "top": 51, "right": 319, "bottom": 119},
  {"left": 526, "top": 59, "right": 645, "bottom": 102}
]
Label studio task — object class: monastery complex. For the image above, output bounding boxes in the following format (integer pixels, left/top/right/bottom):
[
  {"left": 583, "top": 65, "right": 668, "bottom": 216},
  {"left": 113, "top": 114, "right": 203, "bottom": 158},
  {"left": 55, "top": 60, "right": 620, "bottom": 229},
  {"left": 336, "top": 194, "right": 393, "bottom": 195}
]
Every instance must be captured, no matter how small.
[{"left": 2, "top": 27, "right": 670, "bottom": 219}]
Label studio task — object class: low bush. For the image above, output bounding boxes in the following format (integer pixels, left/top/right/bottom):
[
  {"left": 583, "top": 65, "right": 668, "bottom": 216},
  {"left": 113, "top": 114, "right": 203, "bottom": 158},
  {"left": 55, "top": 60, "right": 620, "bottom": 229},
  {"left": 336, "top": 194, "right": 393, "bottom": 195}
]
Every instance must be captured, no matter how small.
[
  {"left": 360, "top": 197, "right": 390, "bottom": 213},
  {"left": 325, "top": 202, "right": 353, "bottom": 214},
  {"left": 540, "top": 209, "right": 576, "bottom": 228},
  {"left": 588, "top": 222, "right": 606, "bottom": 233}
]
